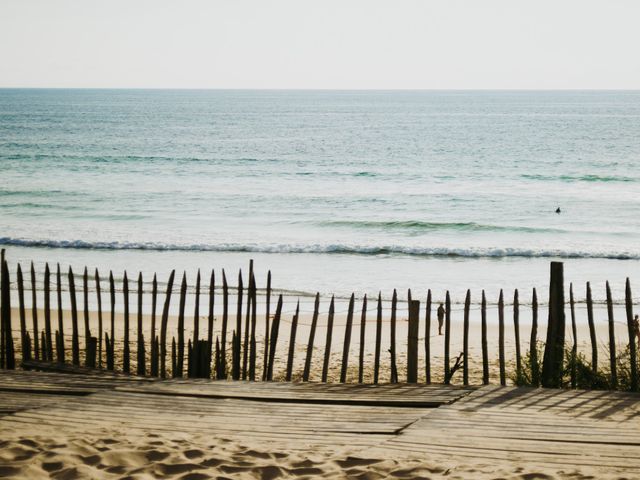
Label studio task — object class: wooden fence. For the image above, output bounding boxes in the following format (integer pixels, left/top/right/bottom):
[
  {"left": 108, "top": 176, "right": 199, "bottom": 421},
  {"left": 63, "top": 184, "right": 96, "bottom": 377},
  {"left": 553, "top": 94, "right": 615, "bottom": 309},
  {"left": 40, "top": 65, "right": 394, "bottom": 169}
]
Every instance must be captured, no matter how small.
[{"left": 0, "top": 250, "right": 638, "bottom": 390}]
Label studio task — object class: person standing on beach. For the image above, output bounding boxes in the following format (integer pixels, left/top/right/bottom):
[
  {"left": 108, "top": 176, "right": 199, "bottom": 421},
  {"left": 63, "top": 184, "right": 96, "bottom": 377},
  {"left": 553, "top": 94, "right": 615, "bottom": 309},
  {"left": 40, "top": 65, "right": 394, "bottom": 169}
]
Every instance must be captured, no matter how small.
[
  {"left": 437, "top": 303, "right": 445, "bottom": 335},
  {"left": 633, "top": 315, "right": 640, "bottom": 346}
]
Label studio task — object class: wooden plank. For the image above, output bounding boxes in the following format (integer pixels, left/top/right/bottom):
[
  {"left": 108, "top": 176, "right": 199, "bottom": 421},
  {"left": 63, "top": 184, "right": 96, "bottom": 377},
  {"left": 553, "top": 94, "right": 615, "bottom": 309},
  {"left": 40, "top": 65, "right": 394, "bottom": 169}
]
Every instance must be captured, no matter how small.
[
  {"left": 606, "top": 280, "right": 617, "bottom": 389},
  {"left": 31, "top": 262, "right": 40, "bottom": 360},
  {"left": 498, "top": 289, "right": 505, "bottom": 386},
  {"left": 407, "top": 299, "right": 419, "bottom": 383},
  {"left": 321, "top": 296, "right": 335, "bottom": 383},
  {"left": 358, "top": 294, "right": 367, "bottom": 383},
  {"left": 390, "top": 289, "right": 398, "bottom": 383},
  {"left": 481, "top": 290, "right": 488, "bottom": 385},
  {"left": 266, "top": 295, "right": 283, "bottom": 381},
  {"left": 586, "top": 281, "right": 597, "bottom": 372},
  {"left": 68, "top": 266, "right": 80, "bottom": 366},
  {"left": 94, "top": 268, "right": 102, "bottom": 369},
  {"left": 463, "top": 290, "right": 470, "bottom": 385},
  {"left": 444, "top": 290, "right": 451, "bottom": 385},
  {"left": 340, "top": 293, "right": 355, "bottom": 383},
  {"left": 137, "top": 272, "right": 145, "bottom": 376},
  {"left": 44, "top": 264, "right": 53, "bottom": 362},
  {"left": 302, "top": 292, "right": 320, "bottom": 382},
  {"left": 374, "top": 292, "right": 382, "bottom": 384},
  {"left": 425, "top": 290, "right": 431, "bottom": 385},
  {"left": 159, "top": 270, "right": 175, "bottom": 379},
  {"left": 286, "top": 300, "right": 300, "bottom": 381},
  {"left": 625, "top": 278, "right": 638, "bottom": 392},
  {"left": 123, "top": 271, "right": 130, "bottom": 374},
  {"left": 542, "top": 261, "right": 565, "bottom": 388},
  {"left": 56, "top": 264, "right": 65, "bottom": 364}
]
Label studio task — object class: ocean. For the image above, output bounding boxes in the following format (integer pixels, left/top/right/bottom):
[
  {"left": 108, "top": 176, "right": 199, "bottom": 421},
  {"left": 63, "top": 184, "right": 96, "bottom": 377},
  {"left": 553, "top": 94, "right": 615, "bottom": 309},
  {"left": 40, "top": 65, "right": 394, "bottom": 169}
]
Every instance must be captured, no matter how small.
[{"left": 1, "top": 89, "right": 639, "bottom": 308}]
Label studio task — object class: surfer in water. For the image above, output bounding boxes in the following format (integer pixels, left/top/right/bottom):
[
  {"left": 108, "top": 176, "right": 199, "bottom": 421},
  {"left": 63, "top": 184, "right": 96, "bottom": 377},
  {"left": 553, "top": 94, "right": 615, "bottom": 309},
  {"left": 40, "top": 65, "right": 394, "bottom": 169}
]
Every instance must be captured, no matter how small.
[{"left": 555, "top": 207, "right": 561, "bottom": 213}]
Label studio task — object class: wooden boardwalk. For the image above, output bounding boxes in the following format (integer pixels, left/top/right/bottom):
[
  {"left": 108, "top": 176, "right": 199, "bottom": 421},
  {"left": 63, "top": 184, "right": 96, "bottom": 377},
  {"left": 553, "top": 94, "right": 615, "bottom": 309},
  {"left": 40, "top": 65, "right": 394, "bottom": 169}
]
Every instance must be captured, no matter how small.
[{"left": 1, "top": 370, "right": 640, "bottom": 474}]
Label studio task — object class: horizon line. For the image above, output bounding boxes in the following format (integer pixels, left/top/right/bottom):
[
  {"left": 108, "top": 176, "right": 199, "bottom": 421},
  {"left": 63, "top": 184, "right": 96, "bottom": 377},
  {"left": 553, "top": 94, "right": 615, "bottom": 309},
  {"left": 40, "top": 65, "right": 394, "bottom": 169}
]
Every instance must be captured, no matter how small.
[{"left": 1, "top": 87, "right": 640, "bottom": 92}]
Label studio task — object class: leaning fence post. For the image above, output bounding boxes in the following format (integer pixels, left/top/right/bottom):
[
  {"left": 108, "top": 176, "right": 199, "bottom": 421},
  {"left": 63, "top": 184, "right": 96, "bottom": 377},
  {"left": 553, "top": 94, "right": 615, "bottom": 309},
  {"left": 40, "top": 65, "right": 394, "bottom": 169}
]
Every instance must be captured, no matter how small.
[
  {"left": 262, "top": 271, "right": 271, "bottom": 381},
  {"left": 586, "top": 281, "right": 597, "bottom": 373},
  {"left": 266, "top": 295, "right": 283, "bottom": 381},
  {"left": 285, "top": 300, "right": 300, "bottom": 381},
  {"left": 625, "top": 278, "right": 638, "bottom": 391},
  {"left": 407, "top": 299, "right": 420, "bottom": 383},
  {"left": 321, "top": 296, "right": 335, "bottom": 382},
  {"left": 541, "top": 261, "right": 566, "bottom": 388},
  {"left": 302, "top": 293, "right": 320, "bottom": 382},
  {"left": 340, "top": 293, "right": 355, "bottom": 383},
  {"left": 249, "top": 272, "right": 258, "bottom": 380}
]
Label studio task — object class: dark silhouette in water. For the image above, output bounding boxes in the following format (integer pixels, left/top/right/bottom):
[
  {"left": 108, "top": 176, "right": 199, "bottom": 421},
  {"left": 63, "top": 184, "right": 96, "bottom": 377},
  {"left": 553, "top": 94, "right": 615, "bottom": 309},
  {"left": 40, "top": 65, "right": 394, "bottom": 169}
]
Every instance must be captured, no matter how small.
[{"left": 555, "top": 207, "right": 561, "bottom": 214}]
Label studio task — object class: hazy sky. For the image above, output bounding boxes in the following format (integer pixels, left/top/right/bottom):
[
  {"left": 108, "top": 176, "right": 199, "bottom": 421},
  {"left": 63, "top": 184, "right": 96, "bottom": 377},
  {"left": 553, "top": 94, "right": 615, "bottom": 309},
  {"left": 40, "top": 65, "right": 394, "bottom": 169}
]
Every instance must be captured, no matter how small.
[{"left": 1, "top": 0, "right": 639, "bottom": 89}]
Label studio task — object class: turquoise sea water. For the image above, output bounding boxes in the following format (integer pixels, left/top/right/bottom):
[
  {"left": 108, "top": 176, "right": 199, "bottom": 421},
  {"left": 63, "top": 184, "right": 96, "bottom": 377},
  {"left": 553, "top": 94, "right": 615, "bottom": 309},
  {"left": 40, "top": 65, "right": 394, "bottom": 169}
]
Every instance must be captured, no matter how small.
[{"left": 1, "top": 89, "right": 639, "bottom": 303}]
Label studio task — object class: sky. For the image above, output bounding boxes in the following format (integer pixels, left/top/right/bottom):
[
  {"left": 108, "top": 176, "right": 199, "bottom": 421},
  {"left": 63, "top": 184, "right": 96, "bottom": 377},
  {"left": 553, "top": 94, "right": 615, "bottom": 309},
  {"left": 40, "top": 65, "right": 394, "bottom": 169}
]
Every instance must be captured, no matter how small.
[{"left": 1, "top": 0, "right": 639, "bottom": 89}]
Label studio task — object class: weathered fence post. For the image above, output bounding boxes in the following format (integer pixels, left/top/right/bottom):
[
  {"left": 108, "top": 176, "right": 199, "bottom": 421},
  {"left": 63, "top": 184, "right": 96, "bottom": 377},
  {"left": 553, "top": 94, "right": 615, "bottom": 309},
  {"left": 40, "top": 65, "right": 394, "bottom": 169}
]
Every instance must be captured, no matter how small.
[
  {"left": 541, "top": 261, "right": 565, "bottom": 388},
  {"left": 570, "top": 283, "right": 577, "bottom": 389},
  {"left": 444, "top": 291, "right": 451, "bottom": 385},
  {"left": 242, "top": 261, "right": 253, "bottom": 380},
  {"left": 481, "top": 290, "right": 489, "bottom": 385},
  {"left": 17, "top": 264, "right": 28, "bottom": 362},
  {"left": 176, "top": 272, "right": 187, "bottom": 378},
  {"left": 358, "top": 294, "right": 367, "bottom": 383},
  {"left": 56, "top": 264, "right": 65, "bottom": 363},
  {"left": 159, "top": 270, "right": 175, "bottom": 378},
  {"left": 321, "top": 296, "right": 335, "bottom": 382},
  {"left": 374, "top": 292, "right": 382, "bottom": 384},
  {"left": 407, "top": 299, "right": 420, "bottom": 383},
  {"left": 137, "top": 272, "right": 145, "bottom": 376},
  {"left": 31, "top": 263, "right": 40, "bottom": 361},
  {"left": 1, "top": 259, "right": 15, "bottom": 369},
  {"left": 262, "top": 271, "right": 271, "bottom": 381},
  {"left": 498, "top": 289, "right": 505, "bottom": 386},
  {"left": 513, "top": 289, "right": 521, "bottom": 380},
  {"left": 207, "top": 270, "right": 215, "bottom": 377},
  {"left": 82, "top": 267, "right": 90, "bottom": 365},
  {"left": 233, "top": 271, "right": 243, "bottom": 380},
  {"left": 285, "top": 300, "right": 300, "bottom": 381},
  {"left": 303, "top": 293, "right": 320, "bottom": 382},
  {"left": 425, "top": 290, "right": 432, "bottom": 385},
  {"left": 530, "top": 288, "right": 539, "bottom": 386},
  {"left": 0, "top": 250, "right": 4, "bottom": 369},
  {"left": 220, "top": 270, "right": 228, "bottom": 379},
  {"left": 266, "top": 295, "right": 283, "bottom": 381},
  {"left": 625, "top": 278, "right": 638, "bottom": 391},
  {"left": 249, "top": 272, "right": 257, "bottom": 380},
  {"left": 606, "top": 281, "right": 617, "bottom": 389},
  {"left": 586, "top": 282, "right": 597, "bottom": 372},
  {"left": 123, "top": 271, "right": 130, "bottom": 374},
  {"left": 390, "top": 289, "right": 398, "bottom": 383},
  {"left": 150, "top": 273, "right": 158, "bottom": 376},
  {"left": 44, "top": 264, "right": 53, "bottom": 362},
  {"left": 340, "top": 293, "right": 355, "bottom": 383},
  {"left": 69, "top": 267, "right": 80, "bottom": 366},
  {"left": 463, "top": 290, "right": 470, "bottom": 386},
  {"left": 95, "top": 269, "right": 102, "bottom": 368},
  {"left": 108, "top": 271, "right": 115, "bottom": 370}
]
